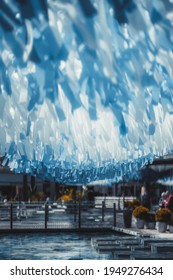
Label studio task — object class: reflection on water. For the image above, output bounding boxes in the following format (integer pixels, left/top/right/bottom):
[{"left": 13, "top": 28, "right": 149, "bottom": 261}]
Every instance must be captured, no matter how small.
[{"left": 0, "top": 232, "right": 116, "bottom": 260}]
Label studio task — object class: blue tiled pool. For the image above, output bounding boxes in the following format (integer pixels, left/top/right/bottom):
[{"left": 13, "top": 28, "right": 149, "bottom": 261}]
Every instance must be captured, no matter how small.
[{"left": 0, "top": 232, "right": 117, "bottom": 260}]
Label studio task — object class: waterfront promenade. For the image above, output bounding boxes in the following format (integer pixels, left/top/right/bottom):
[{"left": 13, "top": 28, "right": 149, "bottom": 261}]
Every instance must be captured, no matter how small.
[{"left": 1, "top": 205, "right": 173, "bottom": 260}]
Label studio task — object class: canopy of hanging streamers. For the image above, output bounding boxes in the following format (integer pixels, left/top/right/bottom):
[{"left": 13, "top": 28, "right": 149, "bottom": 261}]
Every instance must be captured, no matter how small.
[{"left": 0, "top": 0, "right": 173, "bottom": 184}]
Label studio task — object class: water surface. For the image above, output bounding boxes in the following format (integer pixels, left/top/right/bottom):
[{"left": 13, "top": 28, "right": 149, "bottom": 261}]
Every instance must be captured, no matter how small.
[{"left": 0, "top": 232, "right": 117, "bottom": 260}]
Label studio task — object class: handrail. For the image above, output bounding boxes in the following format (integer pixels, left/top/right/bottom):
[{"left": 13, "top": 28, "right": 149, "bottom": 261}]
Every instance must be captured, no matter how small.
[{"left": 0, "top": 201, "right": 121, "bottom": 231}]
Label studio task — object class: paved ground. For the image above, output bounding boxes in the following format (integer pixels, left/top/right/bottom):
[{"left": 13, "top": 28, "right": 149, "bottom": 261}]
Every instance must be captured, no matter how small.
[
  {"left": 131, "top": 227, "right": 173, "bottom": 239},
  {"left": 115, "top": 214, "right": 173, "bottom": 239}
]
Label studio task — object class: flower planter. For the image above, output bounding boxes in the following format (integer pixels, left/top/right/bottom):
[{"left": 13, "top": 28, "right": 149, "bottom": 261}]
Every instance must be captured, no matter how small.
[
  {"left": 146, "top": 221, "right": 156, "bottom": 229},
  {"left": 155, "top": 209, "right": 171, "bottom": 232},
  {"left": 146, "top": 212, "right": 155, "bottom": 229},
  {"left": 123, "top": 209, "right": 132, "bottom": 228},
  {"left": 136, "top": 218, "right": 145, "bottom": 229},
  {"left": 156, "top": 221, "right": 167, "bottom": 233},
  {"left": 169, "top": 225, "right": 173, "bottom": 233}
]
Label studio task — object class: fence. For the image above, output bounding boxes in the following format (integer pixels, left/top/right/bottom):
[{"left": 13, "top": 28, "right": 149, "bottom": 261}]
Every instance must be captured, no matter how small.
[{"left": 0, "top": 201, "right": 124, "bottom": 231}]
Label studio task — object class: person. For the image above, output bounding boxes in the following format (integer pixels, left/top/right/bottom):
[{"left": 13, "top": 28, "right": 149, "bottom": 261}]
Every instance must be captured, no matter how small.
[
  {"left": 140, "top": 186, "right": 151, "bottom": 209},
  {"left": 159, "top": 192, "right": 166, "bottom": 208},
  {"left": 161, "top": 191, "right": 173, "bottom": 212}
]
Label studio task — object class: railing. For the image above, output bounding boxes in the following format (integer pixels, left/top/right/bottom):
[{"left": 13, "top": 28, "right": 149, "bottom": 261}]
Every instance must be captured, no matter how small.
[{"left": 0, "top": 201, "right": 123, "bottom": 231}]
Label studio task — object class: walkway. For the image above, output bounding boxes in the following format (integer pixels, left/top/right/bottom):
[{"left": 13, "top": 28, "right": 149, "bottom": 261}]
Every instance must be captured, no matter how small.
[{"left": 113, "top": 214, "right": 173, "bottom": 239}]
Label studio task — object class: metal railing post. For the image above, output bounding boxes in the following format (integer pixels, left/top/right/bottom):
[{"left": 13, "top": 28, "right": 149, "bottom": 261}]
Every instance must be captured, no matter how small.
[
  {"left": 102, "top": 201, "right": 105, "bottom": 222},
  {"left": 10, "top": 204, "right": 13, "bottom": 230},
  {"left": 74, "top": 200, "right": 77, "bottom": 222},
  {"left": 78, "top": 202, "right": 81, "bottom": 228},
  {"left": 113, "top": 203, "right": 116, "bottom": 227},
  {"left": 123, "top": 195, "right": 125, "bottom": 210},
  {"left": 45, "top": 204, "right": 48, "bottom": 229}
]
